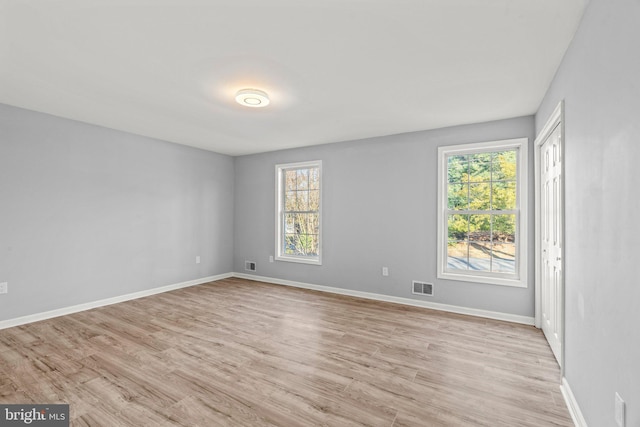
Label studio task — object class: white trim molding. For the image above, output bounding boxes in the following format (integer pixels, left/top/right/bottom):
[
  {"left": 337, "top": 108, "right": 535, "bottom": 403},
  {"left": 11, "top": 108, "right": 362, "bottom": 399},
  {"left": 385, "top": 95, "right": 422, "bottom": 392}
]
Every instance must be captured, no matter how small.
[
  {"left": 561, "top": 377, "right": 588, "bottom": 427},
  {"left": 275, "top": 160, "right": 323, "bottom": 265},
  {"left": 0, "top": 271, "right": 536, "bottom": 330},
  {"left": 437, "top": 138, "right": 529, "bottom": 288},
  {"left": 233, "top": 272, "right": 534, "bottom": 325},
  {"left": 534, "top": 100, "right": 565, "bottom": 330},
  {"left": 0, "top": 273, "right": 233, "bottom": 330}
]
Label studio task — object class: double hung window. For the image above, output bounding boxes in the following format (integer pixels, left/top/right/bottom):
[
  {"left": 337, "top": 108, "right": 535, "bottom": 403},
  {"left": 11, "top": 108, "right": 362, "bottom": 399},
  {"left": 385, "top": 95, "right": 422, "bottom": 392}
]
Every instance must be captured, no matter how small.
[
  {"left": 275, "top": 161, "right": 322, "bottom": 265},
  {"left": 437, "top": 139, "right": 527, "bottom": 287}
]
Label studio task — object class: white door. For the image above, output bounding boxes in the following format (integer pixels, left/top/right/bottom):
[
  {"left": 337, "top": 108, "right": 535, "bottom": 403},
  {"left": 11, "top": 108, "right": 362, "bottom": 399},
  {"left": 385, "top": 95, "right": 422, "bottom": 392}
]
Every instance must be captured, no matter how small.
[{"left": 540, "top": 123, "right": 563, "bottom": 365}]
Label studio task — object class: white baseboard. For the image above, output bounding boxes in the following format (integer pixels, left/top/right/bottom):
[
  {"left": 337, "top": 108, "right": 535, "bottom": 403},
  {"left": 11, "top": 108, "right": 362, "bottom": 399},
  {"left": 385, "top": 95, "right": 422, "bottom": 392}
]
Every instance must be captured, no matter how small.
[
  {"left": 232, "top": 272, "right": 535, "bottom": 325},
  {"left": 0, "top": 273, "right": 233, "bottom": 330},
  {"left": 561, "top": 377, "right": 588, "bottom": 427},
  {"left": 0, "top": 271, "right": 535, "bottom": 330}
]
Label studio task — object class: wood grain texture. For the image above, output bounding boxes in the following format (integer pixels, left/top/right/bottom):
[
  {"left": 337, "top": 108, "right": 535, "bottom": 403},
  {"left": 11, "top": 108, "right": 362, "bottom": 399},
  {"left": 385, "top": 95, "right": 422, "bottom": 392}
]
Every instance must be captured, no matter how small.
[{"left": 0, "top": 278, "right": 572, "bottom": 426}]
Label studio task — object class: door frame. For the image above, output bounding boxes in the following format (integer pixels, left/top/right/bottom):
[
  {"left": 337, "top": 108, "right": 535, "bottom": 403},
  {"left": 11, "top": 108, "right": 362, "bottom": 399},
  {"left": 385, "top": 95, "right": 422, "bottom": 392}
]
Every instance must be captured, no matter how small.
[{"left": 534, "top": 100, "right": 566, "bottom": 371}]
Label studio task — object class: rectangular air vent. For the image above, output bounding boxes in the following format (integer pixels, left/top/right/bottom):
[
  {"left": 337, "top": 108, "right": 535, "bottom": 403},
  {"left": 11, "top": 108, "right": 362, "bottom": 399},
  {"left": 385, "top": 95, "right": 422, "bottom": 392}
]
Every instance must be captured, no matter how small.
[
  {"left": 244, "top": 261, "right": 256, "bottom": 271},
  {"left": 412, "top": 281, "right": 433, "bottom": 296}
]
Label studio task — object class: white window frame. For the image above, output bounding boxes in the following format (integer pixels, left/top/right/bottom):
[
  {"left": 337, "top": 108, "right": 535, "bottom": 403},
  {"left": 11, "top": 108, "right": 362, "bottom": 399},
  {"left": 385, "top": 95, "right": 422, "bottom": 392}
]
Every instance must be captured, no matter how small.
[
  {"left": 275, "top": 160, "right": 323, "bottom": 265},
  {"left": 437, "top": 138, "right": 528, "bottom": 287}
]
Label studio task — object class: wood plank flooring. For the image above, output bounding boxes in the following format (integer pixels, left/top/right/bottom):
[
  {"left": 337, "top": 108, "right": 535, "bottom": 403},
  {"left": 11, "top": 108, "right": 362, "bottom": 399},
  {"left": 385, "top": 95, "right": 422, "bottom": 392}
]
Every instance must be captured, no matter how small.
[{"left": 0, "top": 278, "right": 573, "bottom": 426}]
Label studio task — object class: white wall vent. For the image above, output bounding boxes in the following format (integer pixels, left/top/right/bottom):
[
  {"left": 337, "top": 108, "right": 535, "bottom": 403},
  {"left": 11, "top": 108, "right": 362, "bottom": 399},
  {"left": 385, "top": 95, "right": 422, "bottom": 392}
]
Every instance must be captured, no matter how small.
[
  {"left": 244, "top": 261, "right": 256, "bottom": 271},
  {"left": 412, "top": 281, "right": 433, "bottom": 296}
]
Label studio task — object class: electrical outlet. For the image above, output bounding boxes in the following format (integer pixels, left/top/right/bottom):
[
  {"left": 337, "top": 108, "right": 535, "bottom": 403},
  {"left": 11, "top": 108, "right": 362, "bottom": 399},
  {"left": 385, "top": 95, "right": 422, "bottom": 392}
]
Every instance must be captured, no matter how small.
[
  {"left": 0, "top": 282, "right": 7, "bottom": 294},
  {"left": 382, "top": 267, "right": 389, "bottom": 276},
  {"left": 615, "top": 392, "right": 625, "bottom": 427},
  {"left": 269, "top": 255, "right": 274, "bottom": 263},
  {"left": 195, "top": 256, "right": 201, "bottom": 264}
]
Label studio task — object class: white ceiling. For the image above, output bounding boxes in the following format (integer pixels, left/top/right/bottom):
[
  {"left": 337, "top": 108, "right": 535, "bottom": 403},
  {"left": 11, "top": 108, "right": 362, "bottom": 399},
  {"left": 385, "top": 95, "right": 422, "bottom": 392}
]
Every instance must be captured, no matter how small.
[{"left": 0, "top": 0, "right": 586, "bottom": 156}]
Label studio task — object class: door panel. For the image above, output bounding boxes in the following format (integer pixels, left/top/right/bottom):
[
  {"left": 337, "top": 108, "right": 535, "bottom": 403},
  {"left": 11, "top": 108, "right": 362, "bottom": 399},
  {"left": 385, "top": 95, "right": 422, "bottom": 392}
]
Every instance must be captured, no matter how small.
[{"left": 540, "top": 123, "right": 563, "bottom": 365}]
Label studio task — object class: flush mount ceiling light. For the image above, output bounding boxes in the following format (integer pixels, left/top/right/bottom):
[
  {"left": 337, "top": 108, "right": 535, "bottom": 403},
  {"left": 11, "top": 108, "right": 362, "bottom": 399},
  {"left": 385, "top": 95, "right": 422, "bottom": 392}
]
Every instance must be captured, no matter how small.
[{"left": 235, "top": 88, "right": 270, "bottom": 108}]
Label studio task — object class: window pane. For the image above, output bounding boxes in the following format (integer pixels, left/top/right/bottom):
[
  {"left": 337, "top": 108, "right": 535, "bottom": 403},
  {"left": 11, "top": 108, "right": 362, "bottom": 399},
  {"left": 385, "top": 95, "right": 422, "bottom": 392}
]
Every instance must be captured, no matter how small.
[
  {"left": 297, "top": 169, "right": 309, "bottom": 189},
  {"left": 309, "top": 167, "right": 320, "bottom": 189},
  {"left": 468, "top": 214, "right": 491, "bottom": 241},
  {"left": 284, "top": 234, "right": 297, "bottom": 254},
  {"left": 468, "top": 242, "right": 491, "bottom": 272},
  {"left": 447, "top": 183, "right": 468, "bottom": 210},
  {"left": 307, "top": 212, "right": 319, "bottom": 235},
  {"left": 447, "top": 214, "right": 469, "bottom": 241},
  {"left": 296, "top": 191, "right": 309, "bottom": 211},
  {"left": 447, "top": 156, "right": 468, "bottom": 183},
  {"left": 469, "top": 183, "right": 490, "bottom": 210},
  {"left": 492, "top": 181, "right": 516, "bottom": 210},
  {"left": 295, "top": 213, "right": 308, "bottom": 233},
  {"left": 303, "top": 234, "right": 319, "bottom": 256},
  {"left": 469, "top": 155, "right": 491, "bottom": 183},
  {"left": 492, "top": 243, "right": 515, "bottom": 273},
  {"left": 309, "top": 190, "right": 320, "bottom": 210},
  {"left": 492, "top": 214, "right": 516, "bottom": 242},
  {"left": 285, "top": 170, "right": 297, "bottom": 191},
  {"left": 447, "top": 241, "right": 469, "bottom": 271},
  {"left": 492, "top": 150, "right": 517, "bottom": 181},
  {"left": 285, "top": 191, "right": 297, "bottom": 210},
  {"left": 284, "top": 213, "right": 295, "bottom": 234},
  {"left": 470, "top": 152, "right": 492, "bottom": 163},
  {"left": 295, "top": 213, "right": 309, "bottom": 234}
]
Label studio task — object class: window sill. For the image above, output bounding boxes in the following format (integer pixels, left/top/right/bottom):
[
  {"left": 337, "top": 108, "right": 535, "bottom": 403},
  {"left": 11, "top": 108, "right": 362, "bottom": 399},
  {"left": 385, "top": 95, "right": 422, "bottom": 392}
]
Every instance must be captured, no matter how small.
[
  {"left": 438, "top": 271, "right": 527, "bottom": 288},
  {"left": 275, "top": 255, "right": 322, "bottom": 266}
]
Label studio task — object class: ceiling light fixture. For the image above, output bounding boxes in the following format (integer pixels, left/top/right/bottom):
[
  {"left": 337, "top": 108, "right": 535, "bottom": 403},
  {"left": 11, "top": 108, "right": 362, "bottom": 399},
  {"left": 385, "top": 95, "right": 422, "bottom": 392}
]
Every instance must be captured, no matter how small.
[{"left": 235, "top": 88, "right": 270, "bottom": 108}]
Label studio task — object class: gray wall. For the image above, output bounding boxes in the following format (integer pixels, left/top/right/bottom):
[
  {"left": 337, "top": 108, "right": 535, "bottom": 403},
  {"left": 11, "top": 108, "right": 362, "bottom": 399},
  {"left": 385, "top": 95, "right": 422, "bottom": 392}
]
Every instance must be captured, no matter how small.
[
  {"left": 0, "top": 104, "right": 235, "bottom": 321},
  {"left": 536, "top": 0, "right": 640, "bottom": 425},
  {"left": 234, "top": 116, "right": 536, "bottom": 317}
]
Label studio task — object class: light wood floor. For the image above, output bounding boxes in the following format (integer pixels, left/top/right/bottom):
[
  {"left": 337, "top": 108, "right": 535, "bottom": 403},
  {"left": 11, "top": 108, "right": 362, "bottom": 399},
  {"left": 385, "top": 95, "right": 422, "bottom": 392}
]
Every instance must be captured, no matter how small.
[{"left": 0, "top": 278, "right": 572, "bottom": 426}]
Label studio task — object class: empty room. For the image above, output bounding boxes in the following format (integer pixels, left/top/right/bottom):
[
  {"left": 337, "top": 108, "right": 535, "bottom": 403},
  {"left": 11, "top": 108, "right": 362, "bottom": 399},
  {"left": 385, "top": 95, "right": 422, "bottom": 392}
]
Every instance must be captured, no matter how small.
[{"left": 1, "top": 0, "right": 638, "bottom": 426}]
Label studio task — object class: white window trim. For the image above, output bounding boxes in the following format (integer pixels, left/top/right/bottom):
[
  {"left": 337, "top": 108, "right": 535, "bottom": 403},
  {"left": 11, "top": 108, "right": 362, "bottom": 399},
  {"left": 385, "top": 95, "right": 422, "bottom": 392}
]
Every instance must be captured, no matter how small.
[
  {"left": 275, "top": 160, "right": 323, "bottom": 265},
  {"left": 437, "top": 138, "right": 528, "bottom": 288}
]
